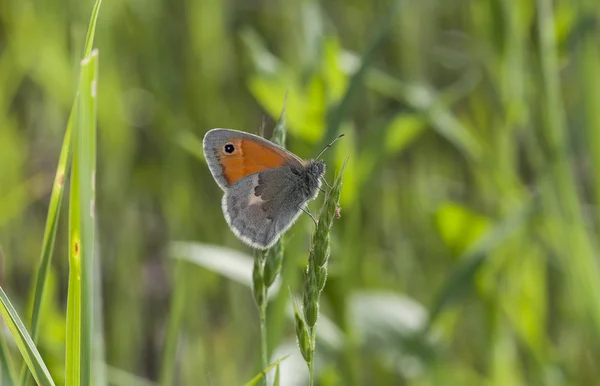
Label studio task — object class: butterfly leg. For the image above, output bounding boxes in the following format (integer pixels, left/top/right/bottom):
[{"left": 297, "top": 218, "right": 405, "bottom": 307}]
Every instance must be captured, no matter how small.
[
  {"left": 301, "top": 206, "right": 318, "bottom": 226},
  {"left": 321, "top": 177, "right": 332, "bottom": 190}
]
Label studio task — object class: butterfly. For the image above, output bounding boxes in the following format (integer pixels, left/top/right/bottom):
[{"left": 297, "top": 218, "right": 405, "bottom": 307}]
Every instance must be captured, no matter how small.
[{"left": 203, "top": 128, "right": 342, "bottom": 249}]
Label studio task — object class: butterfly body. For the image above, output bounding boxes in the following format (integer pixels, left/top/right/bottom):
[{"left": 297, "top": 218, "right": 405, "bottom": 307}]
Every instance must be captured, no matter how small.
[{"left": 203, "top": 129, "right": 325, "bottom": 249}]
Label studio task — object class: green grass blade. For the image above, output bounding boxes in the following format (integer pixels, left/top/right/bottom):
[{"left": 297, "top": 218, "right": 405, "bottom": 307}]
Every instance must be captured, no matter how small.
[
  {"left": 244, "top": 355, "right": 289, "bottom": 386},
  {"left": 78, "top": 49, "right": 99, "bottom": 386},
  {"left": 83, "top": 0, "right": 103, "bottom": 57},
  {"left": 66, "top": 49, "right": 99, "bottom": 386},
  {"left": 19, "top": 111, "right": 74, "bottom": 386},
  {"left": 0, "top": 287, "right": 55, "bottom": 386}
]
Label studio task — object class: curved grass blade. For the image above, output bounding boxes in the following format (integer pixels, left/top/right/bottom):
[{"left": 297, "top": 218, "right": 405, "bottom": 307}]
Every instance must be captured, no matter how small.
[
  {"left": 244, "top": 355, "right": 289, "bottom": 386},
  {"left": 0, "top": 286, "right": 55, "bottom": 386},
  {"left": 83, "top": 0, "right": 103, "bottom": 57},
  {"left": 20, "top": 111, "right": 74, "bottom": 386}
]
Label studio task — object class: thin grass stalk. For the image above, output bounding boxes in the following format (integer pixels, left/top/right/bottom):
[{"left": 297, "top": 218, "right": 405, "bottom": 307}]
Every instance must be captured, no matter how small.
[
  {"left": 253, "top": 250, "right": 268, "bottom": 383},
  {"left": 252, "top": 102, "right": 288, "bottom": 385}
]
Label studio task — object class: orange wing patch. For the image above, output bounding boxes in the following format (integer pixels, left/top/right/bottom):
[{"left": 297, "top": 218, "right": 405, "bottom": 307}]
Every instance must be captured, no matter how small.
[{"left": 217, "top": 138, "right": 290, "bottom": 185}]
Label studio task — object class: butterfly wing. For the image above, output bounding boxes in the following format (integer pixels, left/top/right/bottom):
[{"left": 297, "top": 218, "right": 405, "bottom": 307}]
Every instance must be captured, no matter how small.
[
  {"left": 222, "top": 166, "right": 310, "bottom": 249},
  {"left": 203, "top": 128, "right": 303, "bottom": 191}
]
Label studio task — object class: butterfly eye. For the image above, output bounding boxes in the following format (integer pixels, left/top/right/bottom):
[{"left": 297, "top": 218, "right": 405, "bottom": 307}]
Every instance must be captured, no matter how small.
[{"left": 224, "top": 143, "right": 235, "bottom": 154}]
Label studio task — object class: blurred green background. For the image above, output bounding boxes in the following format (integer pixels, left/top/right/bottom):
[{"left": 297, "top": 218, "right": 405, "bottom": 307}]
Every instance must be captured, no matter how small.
[{"left": 2, "top": 0, "right": 600, "bottom": 385}]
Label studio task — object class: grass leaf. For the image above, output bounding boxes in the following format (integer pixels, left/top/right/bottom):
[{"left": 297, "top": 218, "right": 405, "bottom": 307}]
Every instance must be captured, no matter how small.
[
  {"left": 66, "top": 48, "right": 99, "bottom": 386},
  {"left": 0, "top": 287, "right": 55, "bottom": 386},
  {"left": 244, "top": 355, "right": 290, "bottom": 386}
]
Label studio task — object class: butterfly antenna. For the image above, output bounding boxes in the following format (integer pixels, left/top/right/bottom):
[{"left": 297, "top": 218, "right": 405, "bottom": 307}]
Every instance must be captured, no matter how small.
[{"left": 316, "top": 133, "right": 345, "bottom": 160}]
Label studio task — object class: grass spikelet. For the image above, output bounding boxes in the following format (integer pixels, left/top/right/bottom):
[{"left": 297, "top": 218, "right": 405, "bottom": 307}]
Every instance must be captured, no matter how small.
[{"left": 296, "top": 161, "right": 345, "bottom": 385}]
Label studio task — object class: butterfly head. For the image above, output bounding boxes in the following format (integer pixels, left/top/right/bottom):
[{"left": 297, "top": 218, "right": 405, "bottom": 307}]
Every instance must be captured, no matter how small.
[{"left": 303, "top": 160, "right": 326, "bottom": 198}]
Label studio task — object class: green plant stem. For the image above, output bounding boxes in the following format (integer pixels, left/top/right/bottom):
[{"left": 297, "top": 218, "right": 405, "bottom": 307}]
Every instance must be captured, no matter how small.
[
  {"left": 308, "top": 327, "right": 317, "bottom": 386},
  {"left": 259, "top": 302, "right": 268, "bottom": 386},
  {"left": 252, "top": 250, "right": 268, "bottom": 386}
]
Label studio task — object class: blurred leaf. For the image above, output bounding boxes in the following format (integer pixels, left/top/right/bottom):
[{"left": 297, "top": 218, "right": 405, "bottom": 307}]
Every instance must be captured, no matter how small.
[
  {"left": 322, "top": 36, "right": 347, "bottom": 102},
  {"left": 300, "top": 1, "right": 324, "bottom": 80},
  {"left": 554, "top": 3, "right": 575, "bottom": 48},
  {"left": 0, "top": 286, "right": 55, "bottom": 386},
  {"left": 0, "top": 174, "right": 51, "bottom": 227},
  {"left": 350, "top": 291, "right": 428, "bottom": 341},
  {"left": 347, "top": 57, "right": 482, "bottom": 161},
  {"left": 240, "top": 27, "right": 325, "bottom": 142},
  {"left": 324, "top": 0, "right": 402, "bottom": 145},
  {"left": 170, "top": 241, "right": 281, "bottom": 297},
  {"left": 274, "top": 364, "right": 280, "bottom": 386},
  {"left": 349, "top": 291, "right": 435, "bottom": 374},
  {"left": 384, "top": 114, "right": 427, "bottom": 155},
  {"left": 159, "top": 259, "right": 186, "bottom": 386},
  {"left": 174, "top": 131, "right": 206, "bottom": 163},
  {"left": 498, "top": 244, "right": 548, "bottom": 360},
  {"left": 269, "top": 342, "right": 310, "bottom": 386},
  {"left": 170, "top": 242, "right": 254, "bottom": 286},
  {"left": 428, "top": 199, "right": 536, "bottom": 325},
  {"left": 436, "top": 203, "right": 491, "bottom": 256},
  {"left": 490, "top": 317, "right": 524, "bottom": 385}
]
